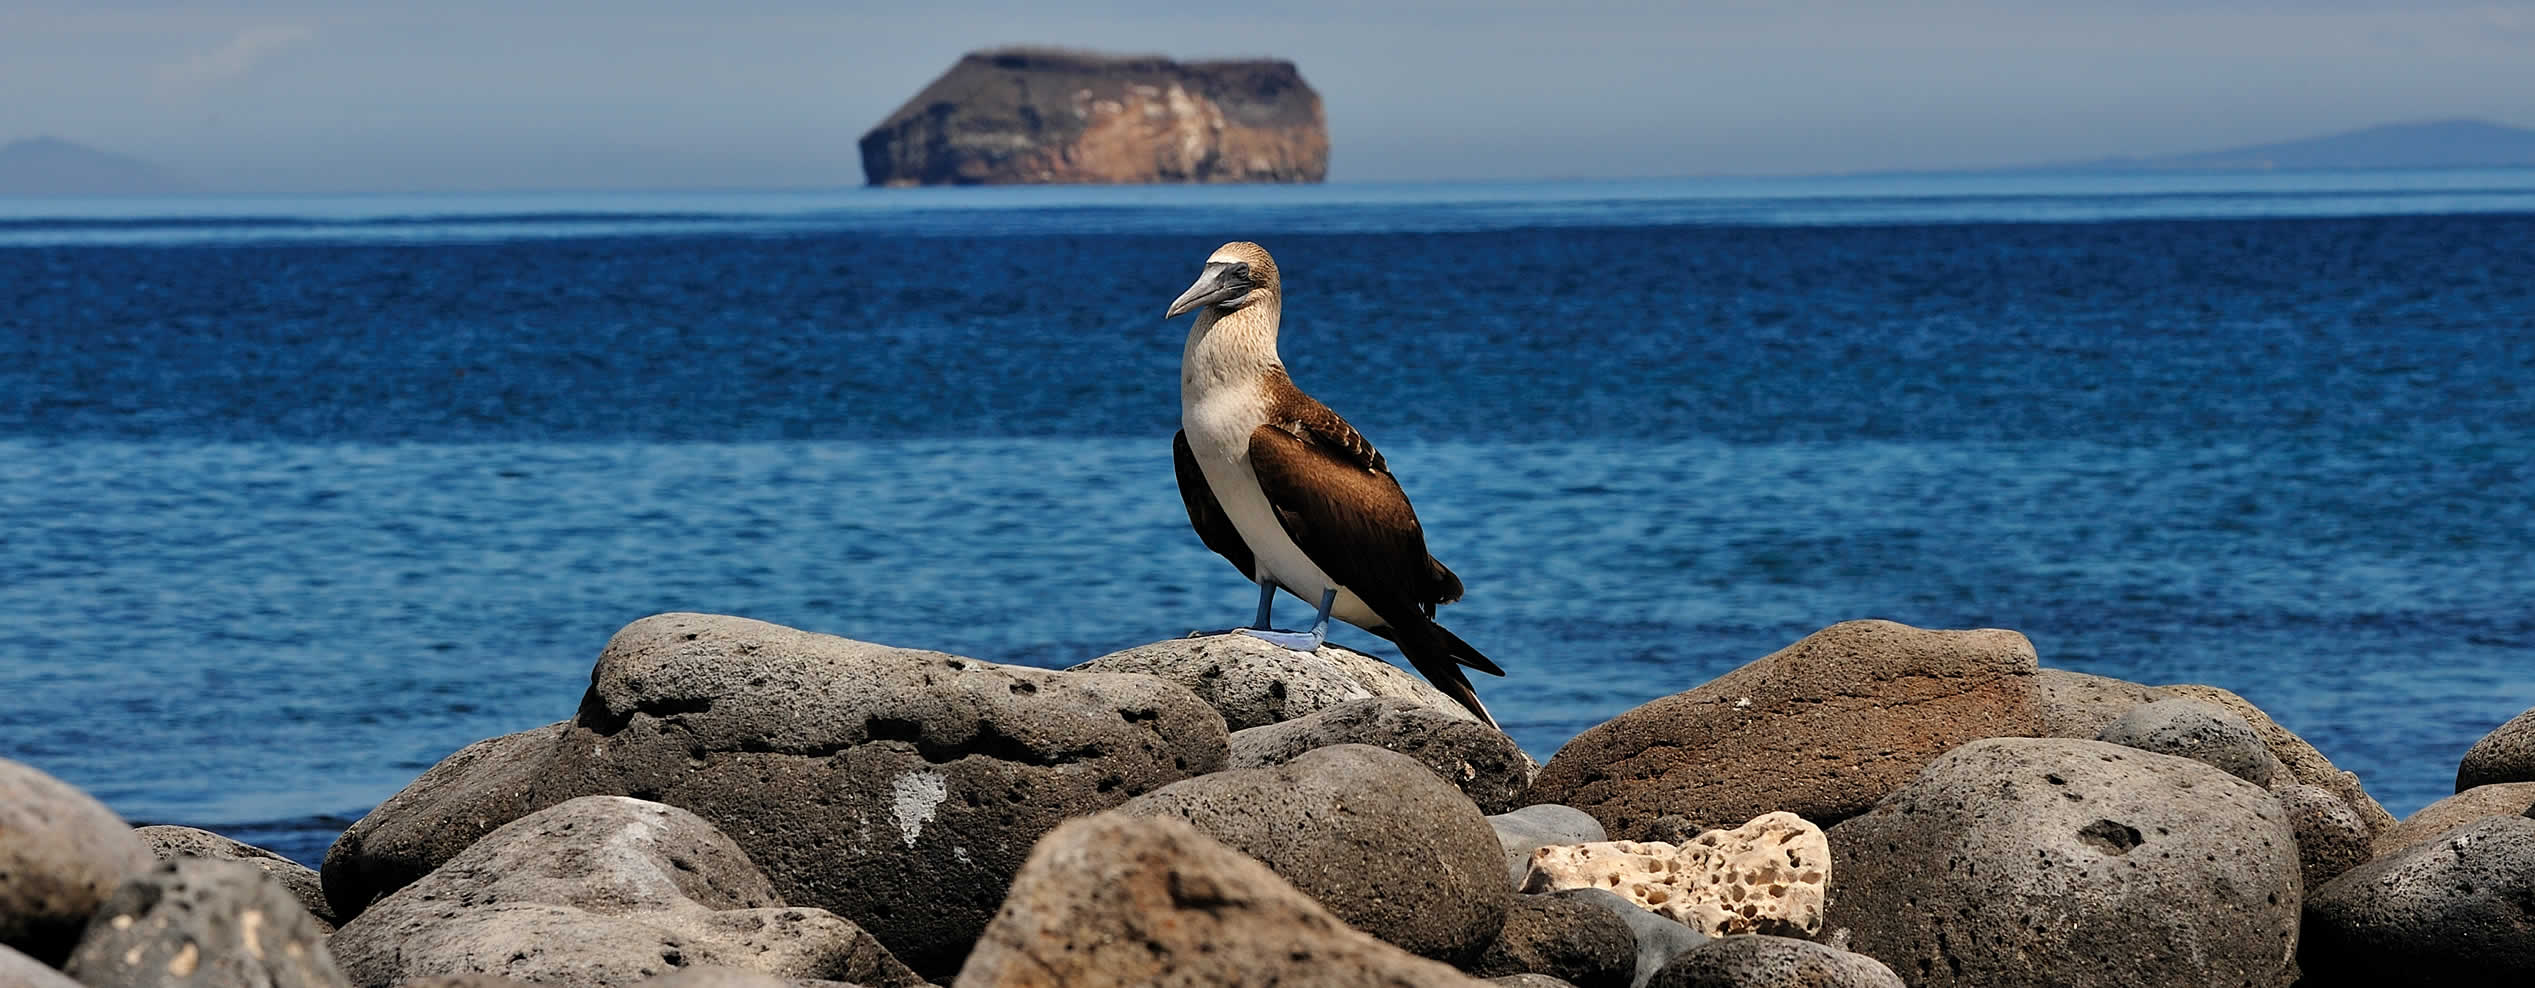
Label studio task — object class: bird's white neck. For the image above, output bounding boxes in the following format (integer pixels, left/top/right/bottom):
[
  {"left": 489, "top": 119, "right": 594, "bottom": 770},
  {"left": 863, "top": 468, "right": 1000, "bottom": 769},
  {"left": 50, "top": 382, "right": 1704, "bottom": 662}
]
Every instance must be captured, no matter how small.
[{"left": 1181, "top": 300, "right": 1283, "bottom": 414}]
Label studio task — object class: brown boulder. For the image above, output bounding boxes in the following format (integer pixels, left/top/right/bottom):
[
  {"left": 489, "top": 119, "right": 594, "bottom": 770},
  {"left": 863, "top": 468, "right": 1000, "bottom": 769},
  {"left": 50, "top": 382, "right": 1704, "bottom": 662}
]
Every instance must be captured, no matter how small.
[
  {"left": 1525, "top": 620, "right": 2044, "bottom": 838},
  {"left": 0, "top": 757, "right": 154, "bottom": 965},
  {"left": 2274, "top": 784, "right": 2375, "bottom": 889},
  {"left": 859, "top": 49, "right": 1326, "bottom": 187},
  {"left": 2377, "top": 782, "right": 2535, "bottom": 856},
  {"left": 953, "top": 812, "right": 1490, "bottom": 986},
  {"left": 1114, "top": 743, "right": 1510, "bottom": 964},
  {"left": 2459, "top": 705, "right": 2535, "bottom": 791},
  {"left": 1226, "top": 696, "right": 1534, "bottom": 812}
]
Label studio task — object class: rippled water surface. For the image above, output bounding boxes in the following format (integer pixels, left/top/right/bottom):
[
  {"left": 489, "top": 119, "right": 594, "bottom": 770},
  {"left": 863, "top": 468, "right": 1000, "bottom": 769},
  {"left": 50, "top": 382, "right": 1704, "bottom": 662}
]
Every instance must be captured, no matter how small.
[{"left": 4, "top": 174, "right": 2532, "bottom": 864}]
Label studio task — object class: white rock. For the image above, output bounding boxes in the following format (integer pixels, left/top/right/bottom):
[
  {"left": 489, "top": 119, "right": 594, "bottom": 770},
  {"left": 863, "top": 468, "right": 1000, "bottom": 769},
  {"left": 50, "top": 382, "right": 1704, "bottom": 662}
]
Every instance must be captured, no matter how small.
[{"left": 1519, "top": 811, "right": 1828, "bottom": 938}]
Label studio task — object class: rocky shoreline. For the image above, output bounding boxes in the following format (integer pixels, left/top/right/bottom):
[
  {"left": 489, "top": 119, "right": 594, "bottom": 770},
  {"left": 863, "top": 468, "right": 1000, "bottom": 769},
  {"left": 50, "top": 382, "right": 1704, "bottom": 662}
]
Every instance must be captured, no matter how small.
[{"left": 6, "top": 613, "right": 2532, "bottom": 986}]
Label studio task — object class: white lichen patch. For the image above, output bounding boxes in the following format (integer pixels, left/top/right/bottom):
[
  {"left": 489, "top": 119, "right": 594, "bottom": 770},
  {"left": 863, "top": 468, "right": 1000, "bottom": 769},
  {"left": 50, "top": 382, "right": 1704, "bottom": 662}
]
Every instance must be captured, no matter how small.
[
  {"left": 890, "top": 771, "right": 949, "bottom": 848},
  {"left": 1520, "top": 811, "right": 1830, "bottom": 938}
]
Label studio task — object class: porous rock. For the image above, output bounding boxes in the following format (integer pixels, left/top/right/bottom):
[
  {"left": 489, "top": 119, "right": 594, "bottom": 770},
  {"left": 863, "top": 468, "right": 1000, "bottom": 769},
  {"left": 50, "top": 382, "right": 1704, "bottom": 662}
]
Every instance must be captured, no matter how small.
[
  {"left": 2459, "top": 705, "right": 2535, "bottom": 791},
  {"left": 1470, "top": 893, "right": 1636, "bottom": 988},
  {"left": 1072, "top": 632, "right": 1475, "bottom": 730},
  {"left": 0, "top": 757, "right": 154, "bottom": 965},
  {"left": 2095, "top": 698, "right": 2280, "bottom": 786},
  {"left": 1645, "top": 935, "right": 1905, "bottom": 988},
  {"left": 0, "top": 943, "right": 86, "bottom": 988},
  {"left": 63, "top": 858, "right": 344, "bottom": 988},
  {"left": 952, "top": 812, "right": 1493, "bottom": 986},
  {"left": 328, "top": 796, "right": 922, "bottom": 988},
  {"left": 2300, "top": 815, "right": 2535, "bottom": 986},
  {"left": 325, "top": 613, "right": 1227, "bottom": 975},
  {"left": 1521, "top": 812, "right": 1829, "bottom": 939},
  {"left": 139, "top": 824, "right": 337, "bottom": 929},
  {"left": 1227, "top": 696, "right": 1533, "bottom": 812},
  {"left": 2273, "top": 784, "right": 2374, "bottom": 889},
  {"left": 2376, "top": 781, "right": 2535, "bottom": 856},
  {"left": 2151, "top": 682, "right": 2395, "bottom": 835},
  {"left": 1114, "top": 742, "right": 1508, "bottom": 963},
  {"left": 1550, "top": 888, "right": 1710, "bottom": 988},
  {"left": 1527, "top": 620, "right": 2045, "bottom": 839},
  {"left": 1825, "top": 738, "right": 2300, "bottom": 988},
  {"left": 2031, "top": 668, "right": 2163, "bottom": 739},
  {"left": 632, "top": 968, "right": 803, "bottom": 988},
  {"left": 1491, "top": 977, "right": 1583, "bottom": 988},
  {"left": 1493, "top": 804, "right": 1609, "bottom": 887}
]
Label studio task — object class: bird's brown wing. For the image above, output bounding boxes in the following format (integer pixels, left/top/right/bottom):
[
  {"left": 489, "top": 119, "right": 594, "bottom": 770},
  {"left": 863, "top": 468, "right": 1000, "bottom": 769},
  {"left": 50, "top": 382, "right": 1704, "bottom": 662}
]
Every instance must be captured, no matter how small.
[{"left": 1173, "top": 429, "right": 1255, "bottom": 581}]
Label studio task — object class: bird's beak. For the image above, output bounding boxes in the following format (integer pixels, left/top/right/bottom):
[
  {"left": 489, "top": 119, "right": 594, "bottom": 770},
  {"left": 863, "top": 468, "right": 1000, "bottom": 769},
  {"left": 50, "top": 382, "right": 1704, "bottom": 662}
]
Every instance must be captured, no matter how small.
[{"left": 1165, "top": 262, "right": 1251, "bottom": 320}]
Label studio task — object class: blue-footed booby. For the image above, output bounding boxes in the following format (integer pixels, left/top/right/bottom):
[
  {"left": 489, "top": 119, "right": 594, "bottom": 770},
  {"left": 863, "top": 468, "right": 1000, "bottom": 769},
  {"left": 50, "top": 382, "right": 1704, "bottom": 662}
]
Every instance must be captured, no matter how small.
[{"left": 1164, "top": 241, "right": 1505, "bottom": 728}]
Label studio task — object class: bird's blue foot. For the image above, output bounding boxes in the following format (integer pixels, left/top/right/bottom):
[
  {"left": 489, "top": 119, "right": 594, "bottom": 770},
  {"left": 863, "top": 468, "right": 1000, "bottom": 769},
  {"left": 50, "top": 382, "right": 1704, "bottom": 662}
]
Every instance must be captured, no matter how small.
[{"left": 1236, "top": 626, "right": 1327, "bottom": 651}]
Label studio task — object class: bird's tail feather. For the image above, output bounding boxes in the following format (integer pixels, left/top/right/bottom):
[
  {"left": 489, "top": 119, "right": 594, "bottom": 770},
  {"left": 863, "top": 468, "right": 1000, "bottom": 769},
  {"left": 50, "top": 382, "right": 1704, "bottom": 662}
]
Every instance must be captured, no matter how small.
[{"left": 1396, "top": 620, "right": 1501, "bottom": 730}]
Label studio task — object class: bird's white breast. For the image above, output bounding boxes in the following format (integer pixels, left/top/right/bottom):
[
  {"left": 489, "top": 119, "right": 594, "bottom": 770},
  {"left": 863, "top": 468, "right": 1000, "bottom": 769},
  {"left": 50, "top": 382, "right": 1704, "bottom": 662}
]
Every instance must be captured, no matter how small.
[{"left": 1182, "top": 379, "right": 1381, "bottom": 628}]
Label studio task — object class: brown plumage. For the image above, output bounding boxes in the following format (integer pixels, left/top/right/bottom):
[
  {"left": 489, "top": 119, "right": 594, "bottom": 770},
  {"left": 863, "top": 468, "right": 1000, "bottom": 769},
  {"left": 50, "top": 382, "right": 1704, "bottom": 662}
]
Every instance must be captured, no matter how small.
[{"left": 1167, "top": 241, "right": 1503, "bottom": 727}]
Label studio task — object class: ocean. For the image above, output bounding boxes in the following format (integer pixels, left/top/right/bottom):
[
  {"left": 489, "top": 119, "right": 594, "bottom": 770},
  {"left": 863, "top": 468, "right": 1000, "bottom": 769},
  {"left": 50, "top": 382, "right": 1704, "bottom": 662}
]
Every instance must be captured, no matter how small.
[{"left": 3, "top": 170, "right": 2531, "bottom": 866}]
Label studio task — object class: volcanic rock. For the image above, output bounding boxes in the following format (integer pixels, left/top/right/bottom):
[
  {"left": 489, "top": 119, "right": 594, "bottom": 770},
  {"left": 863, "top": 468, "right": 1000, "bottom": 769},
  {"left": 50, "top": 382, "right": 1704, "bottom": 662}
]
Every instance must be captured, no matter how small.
[
  {"left": 1492, "top": 804, "right": 1609, "bottom": 887},
  {"left": 1525, "top": 620, "right": 2044, "bottom": 838},
  {"left": 2031, "top": 668, "right": 2162, "bottom": 739},
  {"left": 0, "top": 757, "right": 154, "bottom": 965},
  {"left": 139, "top": 825, "right": 337, "bottom": 929},
  {"left": 328, "top": 796, "right": 921, "bottom": 988},
  {"left": 1073, "top": 633, "right": 1476, "bottom": 730},
  {"left": 324, "top": 613, "right": 1227, "bottom": 975},
  {"left": 2094, "top": 698, "right": 2280, "bottom": 786},
  {"left": 0, "top": 943, "right": 85, "bottom": 987},
  {"left": 860, "top": 48, "right": 1327, "bottom": 187},
  {"left": 2300, "top": 815, "right": 2535, "bottom": 986},
  {"left": 2151, "top": 682, "right": 2395, "bottom": 835},
  {"left": 1645, "top": 936, "right": 1905, "bottom": 988},
  {"left": 63, "top": 858, "right": 344, "bottom": 988},
  {"left": 1469, "top": 893, "right": 1637, "bottom": 988},
  {"left": 1549, "top": 888, "right": 1710, "bottom": 988},
  {"left": 2377, "top": 781, "right": 2535, "bottom": 856},
  {"left": 2273, "top": 784, "right": 2375, "bottom": 889},
  {"left": 1520, "top": 813, "right": 1829, "bottom": 939},
  {"left": 1114, "top": 743, "right": 1509, "bottom": 963},
  {"left": 2459, "top": 705, "right": 2535, "bottom": 791},
  {"left": 952, "top": 812, "right": 1492, "bottom": 986},
  {"left": 1825, "top": 738, "right": 2301, "bottom": 988},
  {"left": 1227, "top": 696, "right": 1533, "bottom": 812}
]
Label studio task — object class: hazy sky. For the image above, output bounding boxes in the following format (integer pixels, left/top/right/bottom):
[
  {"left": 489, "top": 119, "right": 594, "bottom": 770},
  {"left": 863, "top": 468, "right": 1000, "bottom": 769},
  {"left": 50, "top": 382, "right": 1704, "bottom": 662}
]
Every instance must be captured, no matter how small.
[{"left": 5, "top": 1, "right": 2532, "bottom": 192}]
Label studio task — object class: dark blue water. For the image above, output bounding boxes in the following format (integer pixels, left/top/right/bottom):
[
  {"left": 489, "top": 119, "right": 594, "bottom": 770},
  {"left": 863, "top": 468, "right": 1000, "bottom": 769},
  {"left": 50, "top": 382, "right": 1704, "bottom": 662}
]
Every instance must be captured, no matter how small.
[{"left": 4, "top": 175, "right": 2532, "bottom": 867}]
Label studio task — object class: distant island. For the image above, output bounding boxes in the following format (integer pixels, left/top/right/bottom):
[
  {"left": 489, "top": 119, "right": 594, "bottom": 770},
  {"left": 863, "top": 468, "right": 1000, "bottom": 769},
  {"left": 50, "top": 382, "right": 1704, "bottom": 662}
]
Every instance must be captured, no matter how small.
[
  {"left": 858, "top": 48, "right": 1328, "bottom": 187},
  {"left": 0, "top": 137, "right": 194, "bottom": 196},
  {"left": 1998, "top": 119, "right": 2535, "bottom": 174}
]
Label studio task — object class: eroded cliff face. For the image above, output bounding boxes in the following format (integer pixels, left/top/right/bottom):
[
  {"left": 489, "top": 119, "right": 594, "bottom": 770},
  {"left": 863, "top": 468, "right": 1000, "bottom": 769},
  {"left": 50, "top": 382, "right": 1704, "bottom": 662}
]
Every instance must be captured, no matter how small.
[{"left": 858, "top": 49, "right": 1328, "bottom": 186}]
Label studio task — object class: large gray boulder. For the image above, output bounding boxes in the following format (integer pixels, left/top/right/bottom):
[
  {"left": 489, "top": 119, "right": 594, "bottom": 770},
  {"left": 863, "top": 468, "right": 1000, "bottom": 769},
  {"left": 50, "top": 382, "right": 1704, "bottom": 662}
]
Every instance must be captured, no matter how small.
[
  {"left": 2377, "top": 782, "right": 2535, "bottom": 856},
  {"left": 329, "top": 796, "right": 921, "bottom": 988},
  {"left": 2459, "top": 705, "right": 2535, "bottom": 791},
  {"left": 64, "top": 858, "right": 345, "bottom": 988},
  {"left": 1469, "top": 893, "right": 1637, "bottom": 988},
  {"left": 2300, "top": 815, "right": 2535, "bottom": 986},
  {"left": 1115, "top": 743, "right": 1510, "bottom": 964},
  {"left": 1527, "top": 620, "right": 2045, "bottom": 839},
  {"left": 1228, "top": 696, "right": 1535, "bottom": 813},
  {"left": 138, "top": 825, "right": 337, "bottom": 929},
  {"left": 953, "top": 812, "right": 1495, "bottom": 986},
  {"left": 1550, "top": 888, "right": 1709, "bottom": 988},
  {"left": 1491, "top": 804, "right": 1608, "bottom": 887},
  {"left": 1071, "top": 633, "right": 1478, "bottom": 730},
  {"left": 0, "top": 757, "right": 154, "bottom": 965},
  {"left": 325, "top": 613, "right": 1228, "bottom": 975},
  {"left": 1645, "top": 936, "right": 1904, "bottom": 988},
  {"left": 1826, "top": 738, "right": 2301, "bottom": 988},
  {"left": 1, "top": 943, "right": 89, "bottom": 988},
  {"left": 2095, "top": 698, "right": 2279, "bottom": 786}
]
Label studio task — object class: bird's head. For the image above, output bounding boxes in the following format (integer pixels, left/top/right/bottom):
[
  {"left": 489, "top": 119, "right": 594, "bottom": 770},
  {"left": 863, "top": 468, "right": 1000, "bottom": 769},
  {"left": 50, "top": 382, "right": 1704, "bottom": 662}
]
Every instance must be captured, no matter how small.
[{"left": 1165, "top": 241, "right": 1280, "bottom": 320}]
